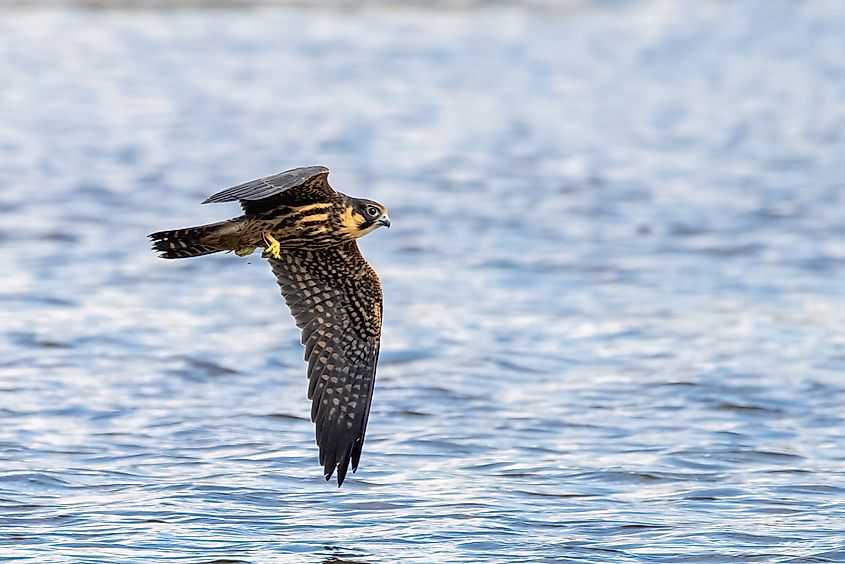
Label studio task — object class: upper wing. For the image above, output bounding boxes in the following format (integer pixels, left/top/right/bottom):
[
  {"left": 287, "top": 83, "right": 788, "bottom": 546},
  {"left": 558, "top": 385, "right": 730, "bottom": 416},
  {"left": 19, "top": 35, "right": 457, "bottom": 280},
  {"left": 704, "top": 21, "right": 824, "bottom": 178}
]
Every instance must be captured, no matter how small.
[
  {"left": 202, "top": 166, "right": 334, "bottom": 214},
  {"left": 269, "top": 241, "right": 382, "bottom": 486}
]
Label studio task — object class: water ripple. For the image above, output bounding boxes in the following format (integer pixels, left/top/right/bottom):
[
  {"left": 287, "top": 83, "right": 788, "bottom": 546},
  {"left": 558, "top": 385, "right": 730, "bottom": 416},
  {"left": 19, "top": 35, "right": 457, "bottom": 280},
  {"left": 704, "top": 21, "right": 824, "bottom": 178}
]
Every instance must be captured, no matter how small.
[{"left": 1, "top": 0, "right": 845, "bottom": 562}]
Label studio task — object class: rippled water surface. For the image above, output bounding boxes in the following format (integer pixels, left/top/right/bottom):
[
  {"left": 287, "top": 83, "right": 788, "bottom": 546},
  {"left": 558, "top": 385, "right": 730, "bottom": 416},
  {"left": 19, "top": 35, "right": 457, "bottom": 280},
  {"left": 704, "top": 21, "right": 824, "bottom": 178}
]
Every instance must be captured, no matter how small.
[{"left": 2, "top": 1, "right": 845, "bottom": 561}]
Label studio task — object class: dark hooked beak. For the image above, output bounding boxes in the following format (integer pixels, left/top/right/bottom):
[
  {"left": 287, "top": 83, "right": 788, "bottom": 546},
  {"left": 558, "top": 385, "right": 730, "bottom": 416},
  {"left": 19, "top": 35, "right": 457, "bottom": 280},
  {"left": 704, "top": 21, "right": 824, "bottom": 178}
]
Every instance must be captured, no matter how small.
[{"left": 378, "top": 214, "right": 391, "bottom": 228}]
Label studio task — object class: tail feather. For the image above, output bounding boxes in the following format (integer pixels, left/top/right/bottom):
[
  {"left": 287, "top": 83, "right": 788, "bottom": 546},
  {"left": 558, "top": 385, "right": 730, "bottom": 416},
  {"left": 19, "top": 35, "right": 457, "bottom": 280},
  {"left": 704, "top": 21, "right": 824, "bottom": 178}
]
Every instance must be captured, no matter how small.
[{"left": 149, "top": 222, "right": 228, "bottom": 259}]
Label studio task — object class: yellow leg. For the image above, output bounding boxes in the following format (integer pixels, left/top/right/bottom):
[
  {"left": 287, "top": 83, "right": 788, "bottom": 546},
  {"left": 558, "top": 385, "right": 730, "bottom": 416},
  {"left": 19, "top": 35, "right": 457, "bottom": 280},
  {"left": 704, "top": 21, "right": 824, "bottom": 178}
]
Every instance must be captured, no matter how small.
[
  {"left": 234, "top": 246, "right": 256, "bottom": 257},
  {"left": 261, "top": 232, "right": 281, "bottom": 260}
]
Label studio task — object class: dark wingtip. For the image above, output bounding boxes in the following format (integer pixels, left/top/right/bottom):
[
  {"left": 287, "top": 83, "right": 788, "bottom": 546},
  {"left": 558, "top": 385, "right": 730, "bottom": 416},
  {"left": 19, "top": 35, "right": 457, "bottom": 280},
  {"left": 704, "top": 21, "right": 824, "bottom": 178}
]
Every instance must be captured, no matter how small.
[
  {"left": 325, "top": 469, "right": 345, "bottom": 487},
  {"left": 201, "top": 165, "right": 331, "bottom": 205},
  {"left": 322, "top": 460, "right": 350, "bottom": 487},
  {"left": 201, "top": 191, "right": 241, "bottom": 204}
]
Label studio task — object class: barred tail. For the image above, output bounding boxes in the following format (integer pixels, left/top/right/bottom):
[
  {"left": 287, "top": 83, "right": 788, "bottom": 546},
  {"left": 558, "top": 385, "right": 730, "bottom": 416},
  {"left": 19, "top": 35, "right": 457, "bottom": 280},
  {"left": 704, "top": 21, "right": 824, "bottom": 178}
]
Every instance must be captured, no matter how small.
[{"left": 149, "top": 221, "right": 231, "bottom": 259}]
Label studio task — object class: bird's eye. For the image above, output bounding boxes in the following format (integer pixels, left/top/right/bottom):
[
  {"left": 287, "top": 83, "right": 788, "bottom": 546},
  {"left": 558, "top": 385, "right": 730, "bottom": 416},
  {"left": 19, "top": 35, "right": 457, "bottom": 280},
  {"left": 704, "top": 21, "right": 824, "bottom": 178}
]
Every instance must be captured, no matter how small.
[{"left": 366, "top": 206, "right": 380, "bottom": 218}]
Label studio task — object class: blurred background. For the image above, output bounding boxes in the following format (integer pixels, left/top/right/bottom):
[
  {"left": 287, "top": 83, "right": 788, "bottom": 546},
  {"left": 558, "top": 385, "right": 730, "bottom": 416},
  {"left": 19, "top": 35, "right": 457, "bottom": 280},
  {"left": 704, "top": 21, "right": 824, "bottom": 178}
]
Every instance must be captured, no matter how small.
[{"left": 1, "top": 0, "right": 845, "bottom": 562}]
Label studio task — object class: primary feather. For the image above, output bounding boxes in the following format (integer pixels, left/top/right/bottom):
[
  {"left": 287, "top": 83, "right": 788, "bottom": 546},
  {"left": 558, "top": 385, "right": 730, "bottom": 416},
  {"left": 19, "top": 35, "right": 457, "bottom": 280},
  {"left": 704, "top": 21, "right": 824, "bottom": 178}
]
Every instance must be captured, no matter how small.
[{"left": 201, "top": 166, "right": 331, "bottom": 203}]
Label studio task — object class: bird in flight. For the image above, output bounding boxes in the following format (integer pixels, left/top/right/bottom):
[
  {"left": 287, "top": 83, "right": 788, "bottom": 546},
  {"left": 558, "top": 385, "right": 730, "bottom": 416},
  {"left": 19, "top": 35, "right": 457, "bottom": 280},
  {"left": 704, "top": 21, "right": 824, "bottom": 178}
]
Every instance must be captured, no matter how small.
[{"left": 149, "top": 166, "right": 390, "bottom": 486}]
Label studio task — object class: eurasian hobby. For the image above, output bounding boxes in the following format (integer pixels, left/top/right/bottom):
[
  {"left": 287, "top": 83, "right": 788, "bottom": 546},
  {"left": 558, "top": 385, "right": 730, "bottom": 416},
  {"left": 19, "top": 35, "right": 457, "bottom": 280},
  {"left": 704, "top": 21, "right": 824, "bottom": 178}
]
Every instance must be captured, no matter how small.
[{"left": 149, "top": 166, "right": 390, "bottom": 486}]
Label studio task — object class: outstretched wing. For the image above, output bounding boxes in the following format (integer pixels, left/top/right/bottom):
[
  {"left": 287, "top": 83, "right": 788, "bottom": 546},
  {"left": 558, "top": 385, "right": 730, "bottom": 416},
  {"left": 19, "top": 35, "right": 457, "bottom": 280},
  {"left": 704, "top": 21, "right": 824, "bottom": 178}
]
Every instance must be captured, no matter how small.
[
  {"left": 203, "top": 166, "right": 334, "bottom": 214},
  {"left": 269, "top": 241, "right": 382, "bottom": 486}
]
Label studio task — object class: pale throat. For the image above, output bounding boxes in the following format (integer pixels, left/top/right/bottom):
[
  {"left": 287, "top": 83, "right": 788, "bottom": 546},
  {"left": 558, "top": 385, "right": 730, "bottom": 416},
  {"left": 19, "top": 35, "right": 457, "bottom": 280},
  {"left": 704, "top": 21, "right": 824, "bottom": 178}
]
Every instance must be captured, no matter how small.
[
  {"left": 339, "top": 207, "right": 379, "bottom": 239},
  {"left": 354, "top": 223, "right": 382, "bottom": 238}
]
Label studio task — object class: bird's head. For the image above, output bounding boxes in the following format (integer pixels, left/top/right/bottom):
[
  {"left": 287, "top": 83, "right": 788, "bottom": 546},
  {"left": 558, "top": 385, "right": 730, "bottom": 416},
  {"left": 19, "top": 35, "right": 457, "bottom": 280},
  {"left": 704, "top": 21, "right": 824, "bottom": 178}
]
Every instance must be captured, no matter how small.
[{"left": 340, "top": 198, "right": 391, "bottom": 238}]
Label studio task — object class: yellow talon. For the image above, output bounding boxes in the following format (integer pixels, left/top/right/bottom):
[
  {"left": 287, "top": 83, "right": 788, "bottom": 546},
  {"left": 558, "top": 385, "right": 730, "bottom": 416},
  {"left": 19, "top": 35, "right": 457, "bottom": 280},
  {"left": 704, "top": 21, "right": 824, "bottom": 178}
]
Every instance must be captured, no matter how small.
[
  {"left": 234, "top": 246, "right": 256, "bottom": 257},
  {"left": 261, "top": 232, "right": 281, "bottom": 260}
]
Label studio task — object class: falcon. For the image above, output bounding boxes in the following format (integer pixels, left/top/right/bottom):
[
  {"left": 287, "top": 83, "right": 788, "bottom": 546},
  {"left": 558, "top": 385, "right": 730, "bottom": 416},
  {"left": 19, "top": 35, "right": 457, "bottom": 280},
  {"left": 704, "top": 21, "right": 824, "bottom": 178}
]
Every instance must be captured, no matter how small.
[{"left": 149, "top": 166, "right": 389, "bottom": 486}]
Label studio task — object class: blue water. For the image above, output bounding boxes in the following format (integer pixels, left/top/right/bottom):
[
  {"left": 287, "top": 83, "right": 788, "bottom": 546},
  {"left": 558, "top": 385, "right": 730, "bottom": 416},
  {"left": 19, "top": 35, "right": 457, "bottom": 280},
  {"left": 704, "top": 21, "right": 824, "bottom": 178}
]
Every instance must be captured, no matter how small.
[{"left": 1, "top": 1, "right": 845, "bottom": 561}]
